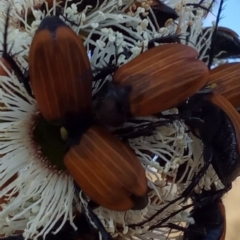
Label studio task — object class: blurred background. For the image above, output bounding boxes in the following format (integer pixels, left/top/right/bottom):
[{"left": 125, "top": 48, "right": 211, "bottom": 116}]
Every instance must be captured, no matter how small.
[
  {"left": 204, "top": 0, "right": 240, "bottom": 33},
  {"left": 204, "top": 1, "right": 240, "bottom": 239}
]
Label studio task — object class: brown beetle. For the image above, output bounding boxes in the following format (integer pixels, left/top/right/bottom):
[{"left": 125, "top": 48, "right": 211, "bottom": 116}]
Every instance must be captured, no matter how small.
[
  {"left": 64, "top": 125, "right": 148, "bottom": 211},
  {"left": 112, "top": 44, "right": 209, "bottom": 116},
  {"left": 29, "top": 16, "right": 92, "bottom": 121},
  {"left": 207, "top": 62, "right": 240, "bottom": 108}
]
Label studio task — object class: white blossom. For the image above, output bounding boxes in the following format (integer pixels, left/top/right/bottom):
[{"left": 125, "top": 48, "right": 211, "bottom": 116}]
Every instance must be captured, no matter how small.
[{"left": 0, "top": 0, "right": 221, "bottom": 239}]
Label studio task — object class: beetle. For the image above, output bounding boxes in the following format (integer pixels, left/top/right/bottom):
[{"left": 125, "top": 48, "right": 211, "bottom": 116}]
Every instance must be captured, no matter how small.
[
  {"left": 64, "top": 125, "right": 148, "bottom": 211},
  {"left": 92, "top": 80, "right": 131, "bottom": 128},
  {"left": 93, "top": 44, "right": 209, "bottom": 127},
  {"left": 1, "top": 9, "right": 93, "bottom": 122},
  {"left": 180, "top": 92, "right": 240, "bottom": 189},
  {"left": 112, "top": 44, "right": 209, "bottom": 116}
]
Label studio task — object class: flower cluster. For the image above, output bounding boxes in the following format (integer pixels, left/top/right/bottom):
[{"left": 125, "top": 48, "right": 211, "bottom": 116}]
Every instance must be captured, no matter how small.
[{"left": 0, "top": 0, "right": 239, "bottom": 240}]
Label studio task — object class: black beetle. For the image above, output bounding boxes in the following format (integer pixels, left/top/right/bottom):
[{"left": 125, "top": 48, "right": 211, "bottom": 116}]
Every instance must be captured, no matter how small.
[
  {"left": 157, "top": 188, "right": 226, "bottom": 240},
  {"left": 183, "top": 190, "right": 226, "bottom": 240},
  {"left": 126, "top": 91, "right": 239, "bottom": 229},
  {"left": 179, "top": 92, "right": 240, "bottom": 190}
]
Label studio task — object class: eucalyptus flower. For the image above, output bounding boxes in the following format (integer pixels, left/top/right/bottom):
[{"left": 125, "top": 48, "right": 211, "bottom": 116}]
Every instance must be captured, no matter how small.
[{"left": 0, "top": 0, "right": 224, "bottom": 239}]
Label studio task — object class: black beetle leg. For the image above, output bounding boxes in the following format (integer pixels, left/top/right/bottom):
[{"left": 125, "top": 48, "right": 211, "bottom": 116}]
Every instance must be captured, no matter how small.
[
  {"left": 74, "top": 183, "right": 112, "bottom": 240},
  {"left": 92, "top": 42, "right": 120, "bottom": 87},
  {"left": 147, "top": 34, "right": 181, "bottom": 49},
  {"left": 147, "top": 203, "right": 194, "bottom": 231},
  {"left": 82, "top": 204, "right": 112, "bottom": 240},
  {"left": 113, "top": 119, "right": 171, "bottom": 139}
]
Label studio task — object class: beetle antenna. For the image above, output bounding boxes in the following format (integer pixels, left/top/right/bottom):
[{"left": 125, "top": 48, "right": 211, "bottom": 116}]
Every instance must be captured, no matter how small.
[{"left": 207, "top": 0, "right": 226, "bottom": 68}]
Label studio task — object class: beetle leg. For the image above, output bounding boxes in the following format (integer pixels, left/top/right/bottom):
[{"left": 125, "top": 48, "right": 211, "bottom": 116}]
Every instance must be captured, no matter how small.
[
  {"left": 73, "top": 183, "right": 112, "bottom": 240},
  {"left": 113, "top": 113, "right": 203, "bottom": 140},
  {"left": 147, "top": 203, "right": 194, "bottom": 231},
  {"left": 147, "top": 34, "right": 181, "bottom": 49},
  {"left": 80, "top": 192, "right": 113, "bottom": 240},
  {"left": 113, "top": 119, "right": 171, "bottom": 139},
  {"left": 93, "top": 42, "right": 126, "bottom": 86},
  {"left": 1, "top": 6, "right": 32, "bottom": 97}
]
